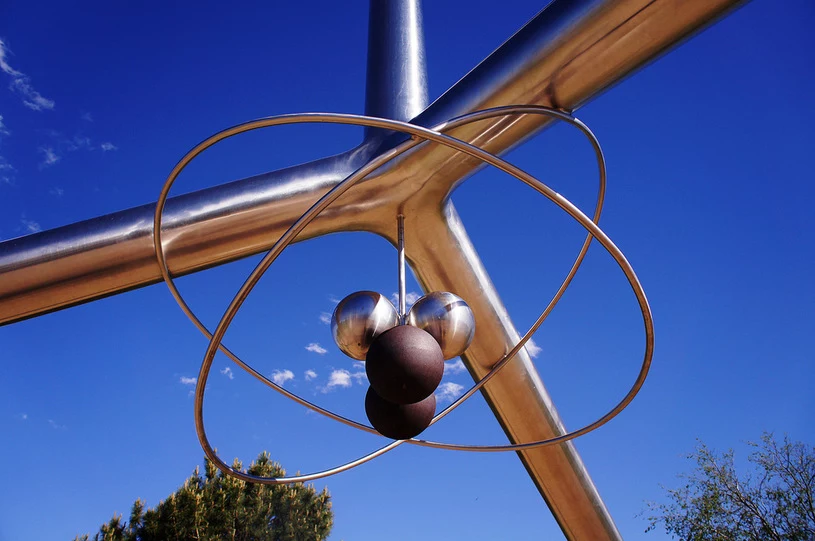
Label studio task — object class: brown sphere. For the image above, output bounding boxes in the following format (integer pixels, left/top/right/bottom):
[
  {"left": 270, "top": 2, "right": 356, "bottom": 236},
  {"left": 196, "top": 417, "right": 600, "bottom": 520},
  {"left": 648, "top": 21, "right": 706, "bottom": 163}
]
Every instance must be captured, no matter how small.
[
  {"left": 365, "top": 387, "right": 436, "bottom": 440},
  {"left": 365, "top": 325, "right": 444, "bottom": 405}
]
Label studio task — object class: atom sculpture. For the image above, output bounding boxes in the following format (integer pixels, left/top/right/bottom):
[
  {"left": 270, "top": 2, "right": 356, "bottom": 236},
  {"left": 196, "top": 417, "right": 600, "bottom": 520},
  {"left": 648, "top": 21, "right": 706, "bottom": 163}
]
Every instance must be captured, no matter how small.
[{"left": 153, "top": 105, "right": 654, "bottom": 485}]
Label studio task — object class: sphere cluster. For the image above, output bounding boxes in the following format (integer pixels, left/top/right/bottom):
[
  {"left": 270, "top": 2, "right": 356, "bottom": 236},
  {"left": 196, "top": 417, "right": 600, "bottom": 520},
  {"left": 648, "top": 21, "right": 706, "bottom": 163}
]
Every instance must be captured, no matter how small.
[{"left": 332, "top": 291, "right": 475, "bottom": 439}]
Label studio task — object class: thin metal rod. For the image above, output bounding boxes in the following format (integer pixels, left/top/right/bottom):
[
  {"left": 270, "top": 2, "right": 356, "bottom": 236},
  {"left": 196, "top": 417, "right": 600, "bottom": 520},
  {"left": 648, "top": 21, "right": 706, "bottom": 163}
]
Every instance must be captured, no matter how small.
[{"left": 397, "top": 214, "right": 407, "bottom": 323}]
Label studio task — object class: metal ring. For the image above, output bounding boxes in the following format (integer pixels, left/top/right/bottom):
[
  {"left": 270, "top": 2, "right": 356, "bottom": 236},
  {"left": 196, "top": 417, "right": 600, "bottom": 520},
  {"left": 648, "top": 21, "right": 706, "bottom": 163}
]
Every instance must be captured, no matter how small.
[
  {"left": 153, "top": 106, "right": 606, "bottom": 451},
  {"left": 154, "top": 107, "right": 652, "bottom": 484}
]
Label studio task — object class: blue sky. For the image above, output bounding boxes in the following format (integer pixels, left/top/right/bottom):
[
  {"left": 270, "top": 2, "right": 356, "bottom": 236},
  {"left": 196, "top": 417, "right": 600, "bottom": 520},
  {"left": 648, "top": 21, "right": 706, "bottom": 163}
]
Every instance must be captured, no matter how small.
[{"left": 1, "top": 1, "right": 813, "bottom": 540}]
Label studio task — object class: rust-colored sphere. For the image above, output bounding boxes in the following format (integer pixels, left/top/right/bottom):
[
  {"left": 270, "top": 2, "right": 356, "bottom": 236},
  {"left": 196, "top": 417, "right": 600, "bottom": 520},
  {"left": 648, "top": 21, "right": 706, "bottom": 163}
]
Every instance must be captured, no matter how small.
[
  {"left": 365, "top": 387, "right": 436, "bottom": 440},
  {"left": 365, "top": 325, "right": 444, "bottom": 405}
]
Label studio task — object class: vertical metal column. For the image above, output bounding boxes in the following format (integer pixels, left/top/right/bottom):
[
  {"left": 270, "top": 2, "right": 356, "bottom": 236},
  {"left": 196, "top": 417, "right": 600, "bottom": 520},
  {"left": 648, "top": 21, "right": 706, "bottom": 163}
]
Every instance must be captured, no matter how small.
[{"left": 364, "top": 0, "right": 429, "bottom": 138}]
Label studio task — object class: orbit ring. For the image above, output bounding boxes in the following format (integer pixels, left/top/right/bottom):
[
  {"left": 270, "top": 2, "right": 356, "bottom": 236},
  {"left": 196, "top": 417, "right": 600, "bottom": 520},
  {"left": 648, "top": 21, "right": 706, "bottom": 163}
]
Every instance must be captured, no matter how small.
[{"left": 153, "top": 106, "right": 653, "bottom": 484}]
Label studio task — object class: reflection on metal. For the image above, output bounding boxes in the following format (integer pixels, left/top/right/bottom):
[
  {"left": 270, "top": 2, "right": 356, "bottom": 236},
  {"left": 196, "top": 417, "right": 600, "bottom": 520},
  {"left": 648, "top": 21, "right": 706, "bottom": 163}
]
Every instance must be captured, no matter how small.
[
  {"left": 0, "top": 0, "right": 745, "bottom": 539},
  {"left": 407, "top": 291, "right": 475, "bottom": 361},
  {"left": 152, "top": 108, "right": 652, "bottom": 488},
  {"left": 332, "top": 291, "right": 400, "bottom": 361},
  {"left": 397, "top": 214, "right": 407, "bottom": 324}
]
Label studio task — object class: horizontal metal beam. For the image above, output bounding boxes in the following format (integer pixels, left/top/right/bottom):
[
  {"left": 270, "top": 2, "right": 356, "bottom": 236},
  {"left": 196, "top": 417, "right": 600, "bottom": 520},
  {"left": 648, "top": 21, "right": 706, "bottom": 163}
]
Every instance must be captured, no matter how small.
[{"left": 0, "top": 0, "right": 743, "bottom": 327}]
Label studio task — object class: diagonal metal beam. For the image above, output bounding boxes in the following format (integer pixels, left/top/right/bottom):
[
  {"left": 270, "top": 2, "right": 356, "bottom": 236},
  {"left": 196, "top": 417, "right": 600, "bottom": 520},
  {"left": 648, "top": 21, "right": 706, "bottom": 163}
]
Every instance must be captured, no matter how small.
[{"left": 0, "top": 0, "right": 745, "bottom": 539}]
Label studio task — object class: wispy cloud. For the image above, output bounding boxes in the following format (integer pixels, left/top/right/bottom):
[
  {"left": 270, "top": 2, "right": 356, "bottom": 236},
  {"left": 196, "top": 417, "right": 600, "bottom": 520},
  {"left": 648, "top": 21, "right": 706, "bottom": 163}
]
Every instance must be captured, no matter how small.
[
  {"left": 390, "top": 291, "right": 421, "bottom": 310},
  {"left": 319, "top": 312, "right": 332, "bottom": 325},
  {"left": 81, "top": 112, "right": 93, "bottom": 122},
  {"left": 436, "top": 382, "right": 465, "bottom": 404},
  {"left": 525, "top": 338, "right": 542, "bottom": 358},
  {"left": 21, "top": 218, "right": 40, "bottom": 233},
  {"left": 38, "top": 146, "right": 59, "bottom": 168},
  {"left": 47, "top": 419, "right": 67, "bottom": 430},
  {"left": 20, "top": 413, "right": 27, "bottom": 421},
  {"left": 321, "top": 368, "right": 366, "bottom": 392},
  {"left": 0, "top": 39, "right": 55, "bottom": 111},
  {"left": 305, "top": 342, "right": 327, "bottom": 355},
  {"left": 34, "top": 134, "right": 118, "bottom": 168},
  {"left": 220, "top": 367, "right": 234, "bottom": 380},
  {"left": 179, "top": 376, "right": 197, "bottom": 385},
  {"left": 0, "top": 115, "right": 8, "bottom": 136},
  {"left": 324, "top": 369, "right": 352, "bottom": 390},
  {"left": 49, "top": 187, "right": 64, "bottom": 197},
  {"left": 328, "top": 295, "right": 341, "bottom": 304},
  {"left": 271, "top": 369, "right": 294, "bottom": 387},
  {"left": 65, "top": 135, "right": 91, "bottom": 151},
  {"left": 0, "top": 156, "right": 14, "bottom": 185},
  {"left": 304, "top": 369, "right": 317, "bottom": 381},
  {"left": 444, "top": 359, "right": 467, "bottom": 375}
]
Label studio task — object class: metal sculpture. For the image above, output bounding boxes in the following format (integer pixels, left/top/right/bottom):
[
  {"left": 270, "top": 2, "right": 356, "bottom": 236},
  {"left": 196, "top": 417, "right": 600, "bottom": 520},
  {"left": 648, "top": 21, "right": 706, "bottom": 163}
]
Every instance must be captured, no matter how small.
[
  {"left": 0, "top": 1, "right": 745, "bottom": 539},
  {"left": 152, "top": 107, "right": 653, "bottom": 485}
]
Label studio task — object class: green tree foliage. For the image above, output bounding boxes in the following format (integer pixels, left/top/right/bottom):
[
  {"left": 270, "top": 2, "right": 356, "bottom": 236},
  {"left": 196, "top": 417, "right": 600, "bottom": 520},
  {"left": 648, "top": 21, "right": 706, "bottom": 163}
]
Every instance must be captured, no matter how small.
[
  {"left": 647, "top": 433, "right": 815, "bottom": 540},
  {"left": 74, "top": 451, "right": 333, "bottom": 541}
]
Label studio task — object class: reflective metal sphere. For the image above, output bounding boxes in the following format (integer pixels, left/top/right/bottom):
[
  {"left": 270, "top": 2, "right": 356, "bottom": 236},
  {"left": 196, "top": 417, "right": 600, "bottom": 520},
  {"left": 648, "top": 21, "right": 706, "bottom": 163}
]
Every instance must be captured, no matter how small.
[
  {"left": 365, "top": 387, "right": 436, "bottom": 440},
  {"left": 332, "top": 291, "right": 399, "bottom": 360},
  {"left": 407, "top": 291, "right": 475, "bottom": 360},
  {"left": 366, "top": 325, "right": 444, "bottom": 404}
]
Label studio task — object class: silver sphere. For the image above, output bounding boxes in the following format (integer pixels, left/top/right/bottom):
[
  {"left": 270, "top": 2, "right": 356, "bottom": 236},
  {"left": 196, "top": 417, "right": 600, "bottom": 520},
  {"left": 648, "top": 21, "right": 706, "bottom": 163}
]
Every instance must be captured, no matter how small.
[
  {"left": 407, "top": 291, "right": 475, "bottom": 360},
  {"left": 332, "top": 291, "right": 399, "bottom": 361}
]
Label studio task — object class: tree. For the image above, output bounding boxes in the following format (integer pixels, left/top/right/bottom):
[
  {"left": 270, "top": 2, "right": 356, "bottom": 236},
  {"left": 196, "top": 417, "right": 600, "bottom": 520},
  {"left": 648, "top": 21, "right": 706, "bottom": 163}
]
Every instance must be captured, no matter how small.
[
  {"left": 74, "top": 451, "right": 333, "bottom": 541},
  {"left": 647, "top": 433, "right": 815, "bottom": 540}
]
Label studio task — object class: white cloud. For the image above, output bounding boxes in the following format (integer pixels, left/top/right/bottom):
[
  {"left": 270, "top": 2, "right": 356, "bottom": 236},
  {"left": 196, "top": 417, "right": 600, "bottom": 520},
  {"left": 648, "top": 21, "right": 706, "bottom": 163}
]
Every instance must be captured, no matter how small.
[
  {"left": 0, "top": 115, "right": 8, "bottom": 135},
  {"left": 100, "top": 142, "right": 117, "bottom": 152},
  {"left": 321, "top": 368, "right": 366, "bottom": 392},
  {"left": 390, "top": 291, "right": 421, "bottom": 309},
  {"left": 436, "top": 382, "right": 465, "bottom": 404},
  {"left": 179, "top": 376, "right": 197, "bottom": 385},
  {"left": 444, "top": 359, "right": 467, "bottom": 375},
  {"left": 319, "top": 312, "right": 332, "bottom": 325},
  {"left": 220, "top": 367, "right": 234, "bottom": 380},
  {"left": 0, "top": 157, "right": 13, "bottom": 170},
  {"left": 21, "top": 218, "right": 40, "bottom": 233},
  {"left": 305, "top": 342, "right": 327, "bottom": 355},
  {"left": 11, "top": 79, "right": 54, "bottom": 111},
  {"left": 0, "top": 39, "right": 55, "bottom": 111},
  {"left": 324, "top": 369, "right": 352, "bottom": 390},
  {"left": 38, "top": 146, "right": 59, "bottom": 167},
  {"left": 352, "top": 361, "right": 365, "bottom": 370},
  {"left": 20, "top": 413, "right": 27, "bottom": 421},
  {"left": 304, "top": 369, "right": 317, "bottom": 381},
  {"left": 49, "top": 187, "right": 64, "bottom": 197},
  {"left": 81, "top": 112, "right": 93, "bottom": 122},
  {"left": 271, "top": 369, "right": 294, "bottom": 387},
  {"left": 525, "top": 338, "right": 542, "bottom": 358}
]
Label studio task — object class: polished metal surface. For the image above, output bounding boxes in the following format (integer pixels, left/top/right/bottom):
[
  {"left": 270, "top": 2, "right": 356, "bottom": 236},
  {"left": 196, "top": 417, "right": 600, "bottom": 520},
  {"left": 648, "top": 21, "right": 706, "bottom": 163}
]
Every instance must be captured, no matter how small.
[
  {"left": 397, "top": 214, "right": 407, "bottom": 323},
  {"left": 150, "top": 109, "right": 652, "bottom": 485},
  {"left": 408, "top": 291, "right": 475, "bottom": 360},
  {"left": 364, "top": 0, "right": 428, "bottom": 139},
  {"left": 332, "top": 291, "right": 399, "bottom": 361},
  {"left": 0, "top": 1, "right": 745, "bottom": 539},
  {"left": 0, "top": 0, "right": 742, "bottom": 325}
]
